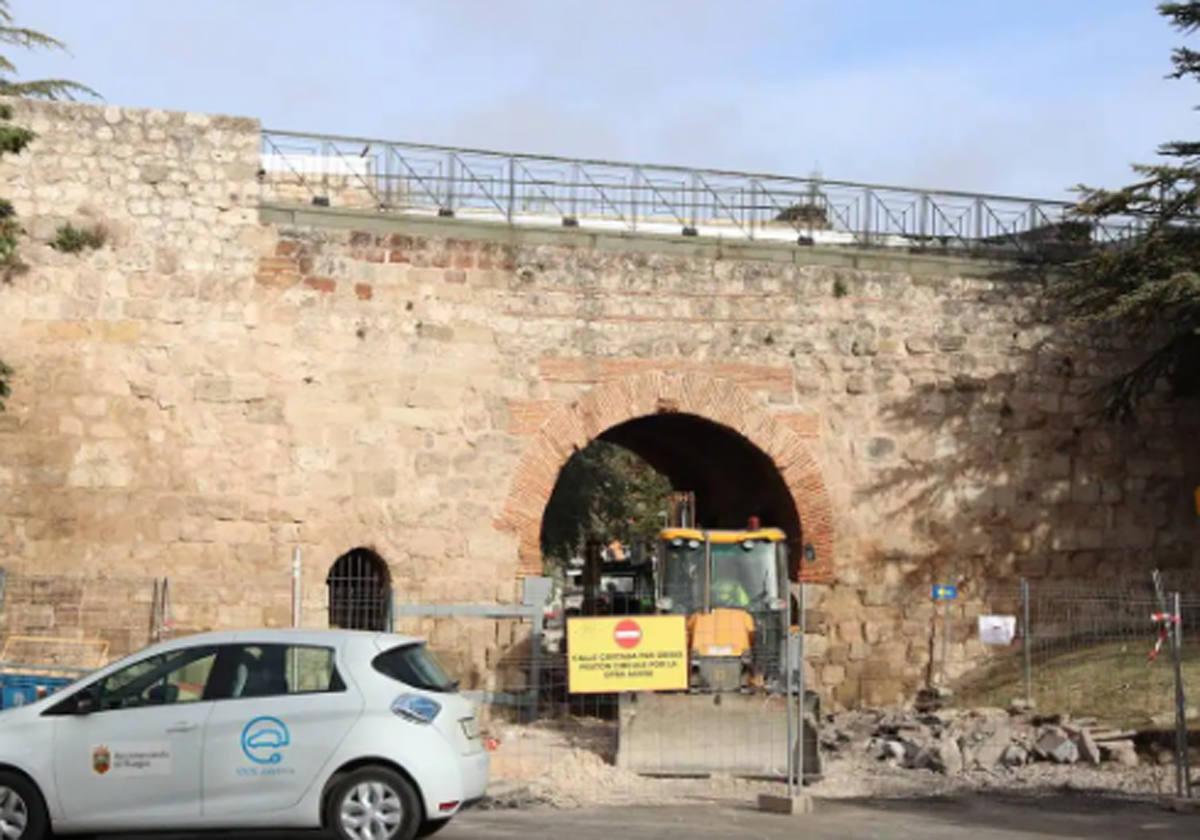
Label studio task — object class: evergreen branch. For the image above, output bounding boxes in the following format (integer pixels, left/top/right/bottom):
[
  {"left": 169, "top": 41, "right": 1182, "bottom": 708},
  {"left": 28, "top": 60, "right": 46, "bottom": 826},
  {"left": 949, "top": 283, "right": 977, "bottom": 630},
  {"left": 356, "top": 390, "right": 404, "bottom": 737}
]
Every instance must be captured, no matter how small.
[
  {"left": 0, "top": 78, "right": 99, "bottom": 101},
  {"left": 0, "top": 27, "right": 65, "bottom": 52},
  {"left": 1103, "top": 330, "right": 1200, "bottom": 421},
  {"left": 1159, "top": 140, "right": 1200, "bottom": 157},
  {"left": 1168, "top": 45, "right": 1200, "bottom": 78},
  {"left": 1160, "top": 2, "right": 1200, "bottom": 32}
]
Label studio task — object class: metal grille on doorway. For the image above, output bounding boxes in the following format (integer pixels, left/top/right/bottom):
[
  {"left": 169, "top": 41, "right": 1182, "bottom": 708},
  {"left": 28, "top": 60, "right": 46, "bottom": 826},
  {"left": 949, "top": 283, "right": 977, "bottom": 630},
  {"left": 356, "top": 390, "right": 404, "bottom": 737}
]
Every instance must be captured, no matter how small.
[{"left": 327, "top": 548, "right": 392, "bottom": 631}]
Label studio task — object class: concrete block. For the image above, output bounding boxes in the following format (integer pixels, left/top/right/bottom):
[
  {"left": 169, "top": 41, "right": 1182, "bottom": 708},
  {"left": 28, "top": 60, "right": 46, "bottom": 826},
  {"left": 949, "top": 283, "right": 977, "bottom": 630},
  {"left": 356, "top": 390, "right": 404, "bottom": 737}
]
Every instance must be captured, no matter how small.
[
  {"left": 757, "top": 793, "right": 814, "bottom": 816},
  {"left": 1035, "top": 730, "right": 1078, "bottom": 764}
]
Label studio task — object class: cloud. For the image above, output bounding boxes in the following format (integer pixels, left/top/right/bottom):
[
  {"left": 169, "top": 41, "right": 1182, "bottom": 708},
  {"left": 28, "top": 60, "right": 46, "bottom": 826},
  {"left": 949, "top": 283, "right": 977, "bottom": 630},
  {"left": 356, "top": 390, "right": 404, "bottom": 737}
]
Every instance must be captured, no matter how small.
[{"left": 11, "top": 0, "right": 1196, "bottom": 199}]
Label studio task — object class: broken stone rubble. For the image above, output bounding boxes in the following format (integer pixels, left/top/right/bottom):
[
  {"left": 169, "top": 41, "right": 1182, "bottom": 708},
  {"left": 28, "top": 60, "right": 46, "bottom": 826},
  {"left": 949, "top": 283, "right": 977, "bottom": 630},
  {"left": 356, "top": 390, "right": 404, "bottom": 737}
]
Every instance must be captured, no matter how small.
[{"left": 823, "top": 706, "right": 1141, "bottom": 776}]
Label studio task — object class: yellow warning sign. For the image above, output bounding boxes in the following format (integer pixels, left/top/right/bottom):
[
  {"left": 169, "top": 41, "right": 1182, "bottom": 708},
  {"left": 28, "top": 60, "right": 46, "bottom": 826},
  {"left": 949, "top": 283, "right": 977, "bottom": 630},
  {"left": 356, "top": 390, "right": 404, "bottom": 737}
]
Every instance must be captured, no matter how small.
[{"left": 567, "top": 615, "right": 688, "bottom": 694}]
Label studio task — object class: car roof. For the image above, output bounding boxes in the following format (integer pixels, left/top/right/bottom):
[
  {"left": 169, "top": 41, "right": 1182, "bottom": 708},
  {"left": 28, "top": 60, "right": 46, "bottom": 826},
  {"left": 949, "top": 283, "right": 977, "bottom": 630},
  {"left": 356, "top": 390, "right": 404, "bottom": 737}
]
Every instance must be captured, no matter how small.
[{"left": 146, "top": 628, "right": 423, "bottom": 653}]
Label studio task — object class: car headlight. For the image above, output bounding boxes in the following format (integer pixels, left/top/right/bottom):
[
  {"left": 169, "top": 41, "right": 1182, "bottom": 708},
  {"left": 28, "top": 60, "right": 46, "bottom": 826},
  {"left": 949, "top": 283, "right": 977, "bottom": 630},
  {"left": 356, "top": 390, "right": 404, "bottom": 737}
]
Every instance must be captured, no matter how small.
[{"left": 391, "top": 694, "right": 442, "bottom": 724}]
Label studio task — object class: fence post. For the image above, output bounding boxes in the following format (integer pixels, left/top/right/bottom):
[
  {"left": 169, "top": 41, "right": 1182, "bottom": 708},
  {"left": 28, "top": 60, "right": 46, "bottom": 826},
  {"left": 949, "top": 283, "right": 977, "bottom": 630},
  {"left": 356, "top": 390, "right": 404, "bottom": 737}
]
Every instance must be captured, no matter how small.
[
  {"left": 150, "top": 578, "right": 161, "bottom": 643},
  {"left": 785, "top": 626, "right": 796, "bottom": 797},
  {"left": 1171, "top": 591, "right": 1192, "bottom": 799},
  {"left": 291, "top": 547, "right": 302, "bottom": 629},
  {"left": 797, "top": 581, "right": 807, "bottom": 787},
  {"left": 529, "top": 605, "right": 543, "bottom": 724},
  {"left": 1021, "top": 578, "right": 1032, "bottom": 708},
  {"left": 939, "top": 598, "right": 950, "bottom": 687}
]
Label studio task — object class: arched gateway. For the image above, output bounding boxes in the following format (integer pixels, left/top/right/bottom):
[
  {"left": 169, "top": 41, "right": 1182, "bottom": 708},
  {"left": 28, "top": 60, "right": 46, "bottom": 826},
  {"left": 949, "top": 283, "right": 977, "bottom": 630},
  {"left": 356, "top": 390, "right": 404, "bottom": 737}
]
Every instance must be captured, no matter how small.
[{"left": 496, "top": 371, "right": 835, "bottom": 580}]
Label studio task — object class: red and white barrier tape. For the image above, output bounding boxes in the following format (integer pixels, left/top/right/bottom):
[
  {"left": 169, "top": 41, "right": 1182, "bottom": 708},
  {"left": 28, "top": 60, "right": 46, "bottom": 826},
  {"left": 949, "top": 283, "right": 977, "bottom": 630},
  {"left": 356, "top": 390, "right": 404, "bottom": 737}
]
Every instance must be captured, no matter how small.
[{"left": 1149, "top": 611, "right": 1181, "bottom": 662}]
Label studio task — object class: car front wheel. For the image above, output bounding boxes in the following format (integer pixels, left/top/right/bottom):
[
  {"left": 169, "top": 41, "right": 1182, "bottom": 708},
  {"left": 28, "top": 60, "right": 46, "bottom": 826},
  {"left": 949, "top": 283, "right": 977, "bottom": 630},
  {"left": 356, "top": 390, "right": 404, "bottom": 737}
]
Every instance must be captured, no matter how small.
[
  {"left": 0, "top": 772, "right": 46, "bottom": 840},
  {"left": 327, "top": 767, "right": 422, "bottom": 840}
]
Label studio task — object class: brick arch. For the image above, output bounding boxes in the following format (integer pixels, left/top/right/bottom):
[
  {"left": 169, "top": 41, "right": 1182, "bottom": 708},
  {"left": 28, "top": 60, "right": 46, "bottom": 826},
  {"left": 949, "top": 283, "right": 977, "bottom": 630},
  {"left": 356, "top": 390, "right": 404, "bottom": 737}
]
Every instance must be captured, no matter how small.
[{"left": 496, "top": 371, "right": 835, "bottom": 578}]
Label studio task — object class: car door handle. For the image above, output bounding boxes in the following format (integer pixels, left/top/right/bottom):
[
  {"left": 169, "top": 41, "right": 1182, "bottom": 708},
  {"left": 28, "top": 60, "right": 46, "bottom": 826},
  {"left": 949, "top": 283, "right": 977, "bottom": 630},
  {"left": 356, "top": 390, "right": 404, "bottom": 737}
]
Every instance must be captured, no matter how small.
[{"left": 166, "top": 722, "right": 197, "bottom": 733}]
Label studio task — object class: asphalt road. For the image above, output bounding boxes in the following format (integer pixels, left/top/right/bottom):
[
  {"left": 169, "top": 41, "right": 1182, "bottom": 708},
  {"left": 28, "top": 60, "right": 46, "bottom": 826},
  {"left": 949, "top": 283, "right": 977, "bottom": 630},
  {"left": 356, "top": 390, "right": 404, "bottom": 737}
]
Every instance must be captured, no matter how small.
[{"left": 444, "top": 795, "right": 1200, "bottom": 839}]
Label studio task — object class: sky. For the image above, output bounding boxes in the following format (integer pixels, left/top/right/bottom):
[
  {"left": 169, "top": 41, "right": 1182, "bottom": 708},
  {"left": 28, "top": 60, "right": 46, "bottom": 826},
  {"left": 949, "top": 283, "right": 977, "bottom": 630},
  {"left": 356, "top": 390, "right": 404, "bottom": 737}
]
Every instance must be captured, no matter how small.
[{"left": 11, "top": 1, "right": 1198, "bottom": 199}]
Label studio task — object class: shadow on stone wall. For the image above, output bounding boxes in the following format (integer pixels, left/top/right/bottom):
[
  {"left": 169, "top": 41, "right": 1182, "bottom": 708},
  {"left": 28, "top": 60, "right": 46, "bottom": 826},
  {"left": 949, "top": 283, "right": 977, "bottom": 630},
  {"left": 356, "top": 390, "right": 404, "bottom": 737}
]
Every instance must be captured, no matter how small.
[
  {"left": 864, "top": 338, "right": 1196, "bottom": 593},
  {"left": 812, "top": 275, "right": 1199, "bottom": 706},
  {"left": 849, "top": 312, "right": 1195, "bottom": 700}
]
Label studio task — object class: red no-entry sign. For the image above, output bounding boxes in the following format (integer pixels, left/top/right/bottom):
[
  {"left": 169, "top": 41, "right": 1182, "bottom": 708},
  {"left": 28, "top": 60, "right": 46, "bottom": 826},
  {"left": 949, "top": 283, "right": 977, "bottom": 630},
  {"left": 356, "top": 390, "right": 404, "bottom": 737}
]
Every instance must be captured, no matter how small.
[{"left": 613, "top": 619, "right": 642, "bottom": 649}]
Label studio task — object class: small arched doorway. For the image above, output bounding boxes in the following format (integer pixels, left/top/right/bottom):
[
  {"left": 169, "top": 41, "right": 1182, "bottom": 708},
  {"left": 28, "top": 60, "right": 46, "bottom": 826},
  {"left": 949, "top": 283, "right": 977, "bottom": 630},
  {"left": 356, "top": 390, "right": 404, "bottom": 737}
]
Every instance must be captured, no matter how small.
[{"left": 327, "top": 547, "right": 392, "bottom": 631}]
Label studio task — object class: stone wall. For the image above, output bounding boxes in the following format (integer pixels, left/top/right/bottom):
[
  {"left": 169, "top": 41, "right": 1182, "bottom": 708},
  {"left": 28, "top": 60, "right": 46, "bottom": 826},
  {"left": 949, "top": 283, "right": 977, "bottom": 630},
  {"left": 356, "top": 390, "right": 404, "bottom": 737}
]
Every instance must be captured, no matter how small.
[
  {"left": 0, "top": 99, "right": 1196, "bottom": 702},
  {"left": 0, "top": 573, "right": 158, "bottom": 665}
]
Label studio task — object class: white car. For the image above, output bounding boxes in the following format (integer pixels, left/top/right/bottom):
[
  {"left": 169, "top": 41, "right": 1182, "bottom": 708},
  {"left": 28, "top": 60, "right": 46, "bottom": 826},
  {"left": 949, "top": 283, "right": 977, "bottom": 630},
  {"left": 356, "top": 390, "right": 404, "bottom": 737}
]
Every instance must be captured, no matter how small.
[{"left": 0, "top": 629, "right": 488, "bottom": 840}]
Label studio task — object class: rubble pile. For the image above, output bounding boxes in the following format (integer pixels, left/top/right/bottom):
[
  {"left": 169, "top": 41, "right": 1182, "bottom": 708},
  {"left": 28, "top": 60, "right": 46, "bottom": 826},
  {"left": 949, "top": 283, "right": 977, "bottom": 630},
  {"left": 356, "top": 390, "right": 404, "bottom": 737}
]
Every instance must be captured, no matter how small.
[{"left": 821, "top": 705, "right": 1144, "bottom": 777}]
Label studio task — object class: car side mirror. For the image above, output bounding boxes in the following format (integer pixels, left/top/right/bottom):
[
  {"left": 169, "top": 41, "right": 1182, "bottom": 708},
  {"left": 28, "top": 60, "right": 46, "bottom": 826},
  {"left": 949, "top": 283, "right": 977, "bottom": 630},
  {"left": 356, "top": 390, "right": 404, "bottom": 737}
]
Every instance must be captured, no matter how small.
[{"left": 74, "top": 694, "right": 96, "bottom": 715}]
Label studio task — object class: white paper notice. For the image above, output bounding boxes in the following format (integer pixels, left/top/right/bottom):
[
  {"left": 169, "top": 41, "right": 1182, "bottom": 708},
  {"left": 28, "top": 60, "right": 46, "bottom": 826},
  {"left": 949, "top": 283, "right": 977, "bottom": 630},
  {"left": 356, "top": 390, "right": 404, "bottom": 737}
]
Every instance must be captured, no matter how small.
[{"left": 978, "top": 615, "right": 1017, "bottom": 646}]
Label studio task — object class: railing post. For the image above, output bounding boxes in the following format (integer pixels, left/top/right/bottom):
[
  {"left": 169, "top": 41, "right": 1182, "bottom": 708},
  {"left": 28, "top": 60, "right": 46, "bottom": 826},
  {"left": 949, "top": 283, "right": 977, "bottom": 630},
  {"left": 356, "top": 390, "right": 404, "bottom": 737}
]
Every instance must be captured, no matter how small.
[
  {"left": 748, "top": 182, "right": 757, "bottom": 241},
  {"left": 630, "top": 166, "right": 640, "bottom": 233},
  {"left": 975, "top": 198, "right": 984, "bottom": 242},
  {"left": 690, "top": 171, "right": 700, "bottom": 230},
  {"left": 918, "top": 192, "right": 930, "bottom": 241},
  {"left": 445, "top": 151, "right": 456, "bottom": 213},
  {"left": 507, "top": 156, "right": 515, "bottom": 223},
  {"left": 862, "top": 188, "right": 873, "bottom": 244},
  {"left": 570, "top": 162, "right": 580, "bottom": 221}
]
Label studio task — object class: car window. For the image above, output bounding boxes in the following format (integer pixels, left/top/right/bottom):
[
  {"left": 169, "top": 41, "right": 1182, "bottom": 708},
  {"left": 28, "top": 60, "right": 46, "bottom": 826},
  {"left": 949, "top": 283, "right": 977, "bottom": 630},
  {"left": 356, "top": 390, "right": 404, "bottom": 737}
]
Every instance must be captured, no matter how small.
[
  {"left": 212, "top": 644, "right": 342, "bottom": 700},
  {"left": 96, "top": 646, "right": 218, "bottom": 711},
  {"left": 372, "top": 644, "right": 456, "bottom": 693}
]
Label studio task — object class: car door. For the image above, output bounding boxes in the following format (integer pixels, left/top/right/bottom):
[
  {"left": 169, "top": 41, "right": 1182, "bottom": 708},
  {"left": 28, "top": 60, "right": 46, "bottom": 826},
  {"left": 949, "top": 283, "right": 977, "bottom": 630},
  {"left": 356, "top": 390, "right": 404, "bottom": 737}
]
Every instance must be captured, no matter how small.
[
  {"left": 50, "top": 644, "right": 219, "bottom": 829},
  {"left": 202, "top": 641, "right": 361, "bottom": 818}
]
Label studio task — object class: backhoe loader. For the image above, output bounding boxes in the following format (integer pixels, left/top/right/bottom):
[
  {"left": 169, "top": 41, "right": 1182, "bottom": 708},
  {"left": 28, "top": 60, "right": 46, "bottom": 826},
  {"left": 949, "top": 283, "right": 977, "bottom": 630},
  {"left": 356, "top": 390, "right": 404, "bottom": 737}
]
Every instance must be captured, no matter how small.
[{"left": 615, "top": 525, "right": 822, "bottom": 779}]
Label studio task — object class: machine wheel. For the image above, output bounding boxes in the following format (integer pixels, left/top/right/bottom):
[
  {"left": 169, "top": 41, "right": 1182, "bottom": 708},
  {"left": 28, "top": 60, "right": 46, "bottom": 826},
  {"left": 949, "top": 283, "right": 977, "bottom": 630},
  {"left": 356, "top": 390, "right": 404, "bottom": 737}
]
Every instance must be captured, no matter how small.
[
  {"left": 326, "top": 767, "right": 422, "bottom": 840},
  {"left": 0, "top": 771, "right": 47, "bottom": 840}
]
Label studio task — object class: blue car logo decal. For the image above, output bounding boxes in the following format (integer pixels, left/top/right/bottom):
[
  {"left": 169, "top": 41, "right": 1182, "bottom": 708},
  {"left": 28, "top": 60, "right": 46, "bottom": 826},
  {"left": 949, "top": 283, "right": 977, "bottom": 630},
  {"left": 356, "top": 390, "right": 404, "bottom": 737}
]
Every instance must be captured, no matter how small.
[{"left": 241, "top": 716, "right": 290, "bottom": 765}]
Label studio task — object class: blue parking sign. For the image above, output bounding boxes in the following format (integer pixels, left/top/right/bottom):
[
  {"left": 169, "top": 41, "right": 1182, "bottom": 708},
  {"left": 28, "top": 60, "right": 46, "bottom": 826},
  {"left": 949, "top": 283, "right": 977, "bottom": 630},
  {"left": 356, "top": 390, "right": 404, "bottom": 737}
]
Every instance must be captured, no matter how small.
[{"left": 931, "top": 584, "right": 958, "bottom": 601}]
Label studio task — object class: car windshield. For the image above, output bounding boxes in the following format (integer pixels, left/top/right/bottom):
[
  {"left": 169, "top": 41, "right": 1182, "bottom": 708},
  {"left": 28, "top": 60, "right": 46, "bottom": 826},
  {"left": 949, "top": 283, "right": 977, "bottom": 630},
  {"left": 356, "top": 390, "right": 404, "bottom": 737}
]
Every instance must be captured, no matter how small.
[
  {"left": 373, "top": 644, "right": 457, "bottom": 693},
  {"left": 660, "top": 540, "right": 705, "bottom": 615}
]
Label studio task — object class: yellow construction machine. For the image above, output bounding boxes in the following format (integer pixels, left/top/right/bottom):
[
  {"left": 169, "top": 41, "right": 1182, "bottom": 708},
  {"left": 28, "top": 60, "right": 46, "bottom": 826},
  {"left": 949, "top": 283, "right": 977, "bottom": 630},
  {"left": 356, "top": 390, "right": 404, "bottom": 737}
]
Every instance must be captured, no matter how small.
[{"left": 616, "top": 525, "right": 821, "bottom": 779}]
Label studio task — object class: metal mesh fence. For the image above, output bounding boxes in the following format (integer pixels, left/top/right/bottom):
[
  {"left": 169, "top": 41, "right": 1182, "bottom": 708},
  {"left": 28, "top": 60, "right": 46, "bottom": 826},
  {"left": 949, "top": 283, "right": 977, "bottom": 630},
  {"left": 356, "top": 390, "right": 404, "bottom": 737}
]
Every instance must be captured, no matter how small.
[
  {"left": 0, "top": 573, "right": 162, "bottom": 670},
  {"left": 941, "top": 576, "right": 1199, "bottom": 798},
  {"left": 946, "top": 580, "right": 1198, "bottom": 729},
  {"left": 392, "top": 591, "right": 817, "bottom": 806},
  {"left": 2, "top": 565, "right": 1196, "bottom": 799}
]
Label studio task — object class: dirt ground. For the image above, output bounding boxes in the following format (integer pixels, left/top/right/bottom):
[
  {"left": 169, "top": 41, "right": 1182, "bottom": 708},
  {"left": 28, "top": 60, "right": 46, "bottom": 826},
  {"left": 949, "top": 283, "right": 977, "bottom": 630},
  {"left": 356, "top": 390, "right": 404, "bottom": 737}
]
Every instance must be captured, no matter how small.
[{"left": 483, "top": 715, "right": 1190, "bottom": 809}]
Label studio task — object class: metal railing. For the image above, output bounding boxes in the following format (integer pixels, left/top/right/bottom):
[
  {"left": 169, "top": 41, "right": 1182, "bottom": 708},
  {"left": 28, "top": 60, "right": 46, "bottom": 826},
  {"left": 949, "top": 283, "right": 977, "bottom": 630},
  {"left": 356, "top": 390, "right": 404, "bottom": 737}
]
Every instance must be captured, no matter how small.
[{"left": 261, "top": 129, "right": 1147, "bottom": 255}]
